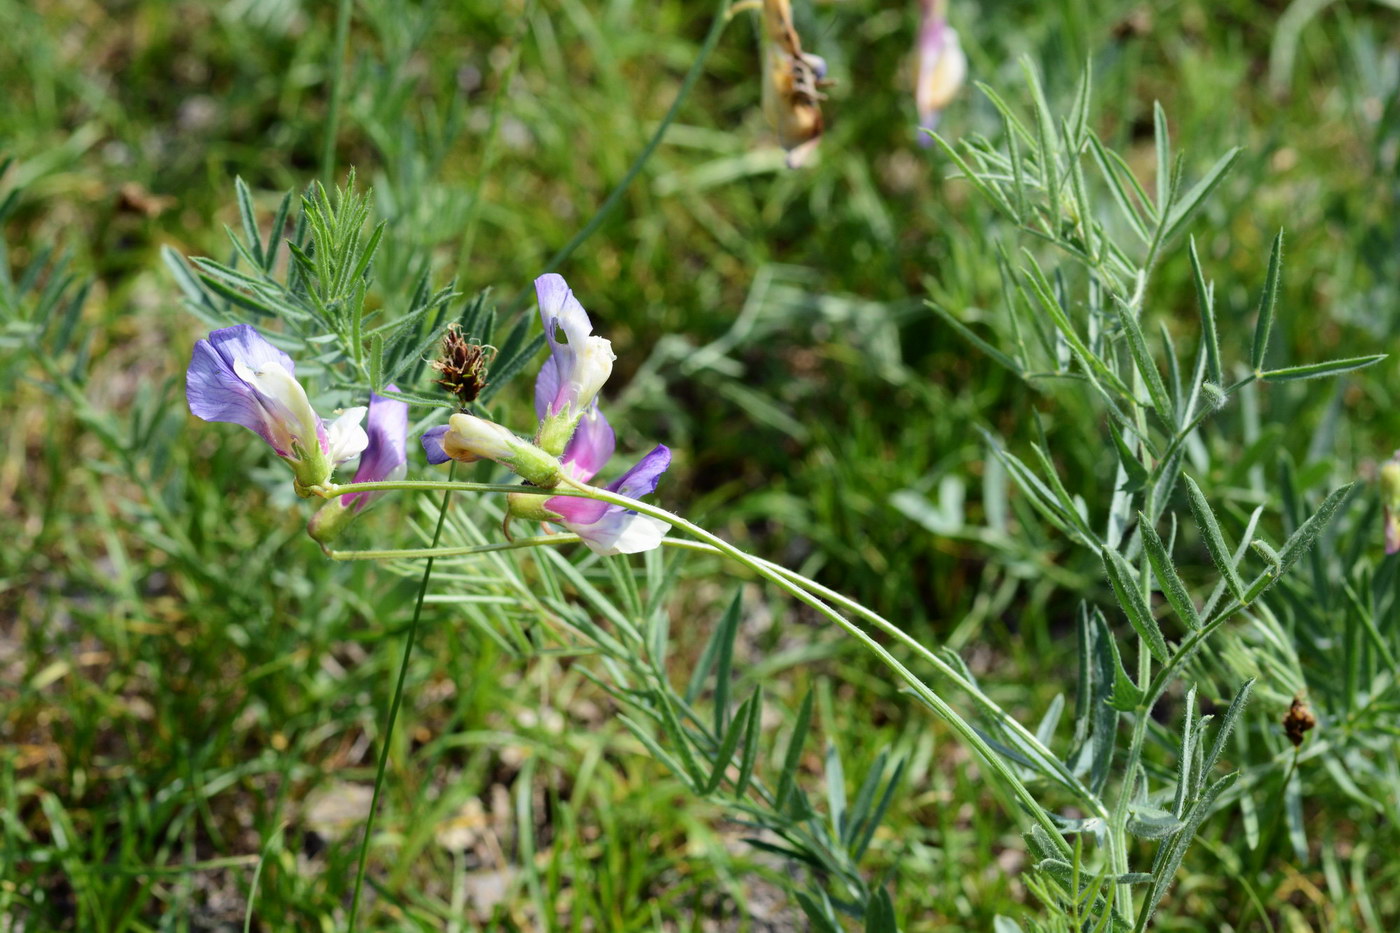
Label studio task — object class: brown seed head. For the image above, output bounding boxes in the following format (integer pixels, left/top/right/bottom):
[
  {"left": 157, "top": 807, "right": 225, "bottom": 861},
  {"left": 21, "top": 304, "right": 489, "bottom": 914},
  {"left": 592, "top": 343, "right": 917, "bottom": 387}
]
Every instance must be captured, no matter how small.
[
  {"left": 1283, "top": 694, "right": 1316, "bottom": 748},
  {"left": 431, "top": 325, "right": 496, "bottom": 406}
]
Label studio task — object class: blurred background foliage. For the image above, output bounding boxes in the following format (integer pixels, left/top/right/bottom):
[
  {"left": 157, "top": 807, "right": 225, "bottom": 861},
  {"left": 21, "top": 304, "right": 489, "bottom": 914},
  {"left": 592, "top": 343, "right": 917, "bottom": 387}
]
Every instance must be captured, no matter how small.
[{"left": 2, "top": 0, "right": 1398, "bottom": 928}]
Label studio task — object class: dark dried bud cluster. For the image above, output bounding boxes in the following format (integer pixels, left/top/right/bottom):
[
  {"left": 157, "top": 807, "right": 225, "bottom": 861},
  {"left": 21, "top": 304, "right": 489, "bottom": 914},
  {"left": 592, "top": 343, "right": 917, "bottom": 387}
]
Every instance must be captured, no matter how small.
[
  {"left": 431, "top": 325, "right": 495, "bottom": 406},
  {"left": 1283, "top": 694, "right": 1316, "bottom": 748}
]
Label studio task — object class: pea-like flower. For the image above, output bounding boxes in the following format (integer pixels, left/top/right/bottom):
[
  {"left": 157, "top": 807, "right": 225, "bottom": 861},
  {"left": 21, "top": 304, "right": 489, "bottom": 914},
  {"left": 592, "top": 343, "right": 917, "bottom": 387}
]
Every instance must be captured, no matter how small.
[
  {"left": 421, "top": 413, "right": 562, "bottom": 488},
  {"left": 1381, "top": 453, "right": 1400, "bottom": 555},
  {"left": 914, "top": 0, "right": 966, "bottom": 145},
  {"left": 186, "top": 324, "right": 367, "bottom": 491},
  {"left": 534, "top": 274, "right": 615, "bottom": 454},
  {"left": 540, "top": 406, "right": 672, "bottom": 556}
]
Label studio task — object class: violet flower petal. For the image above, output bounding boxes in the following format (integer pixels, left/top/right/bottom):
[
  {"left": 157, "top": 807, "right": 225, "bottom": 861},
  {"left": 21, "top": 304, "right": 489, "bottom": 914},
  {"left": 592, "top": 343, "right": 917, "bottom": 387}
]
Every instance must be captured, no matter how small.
[
  {"left": 186, "top": 324, "right": 318, "bottom": 457},
  {"left": 535, "top": 273, "right": 607, "bottom": 416},
  {"left": 561, "top": 405, "right": 615, "bottom": 484},
  {"left": 549, "top": 444, "right": 671, "bottom": 538},
  {"left": 534, "top": 354, "right": 561, "bottom": 422},
  {"left": 344, "top": 389, "right": 409, "bottom": 511},
  {"left": 421, "top": 424, "right": 452, "bottom": 465},
  {"left": 608, "top": 444, "right": 671, "bottom": 498}
]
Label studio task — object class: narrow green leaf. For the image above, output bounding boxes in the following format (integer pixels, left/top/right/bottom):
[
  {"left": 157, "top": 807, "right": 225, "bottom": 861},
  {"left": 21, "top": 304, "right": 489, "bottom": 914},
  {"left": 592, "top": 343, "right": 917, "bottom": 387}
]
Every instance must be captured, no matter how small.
[
  {"left": 196, "top": 275, "right": 280, "bottom": 318},
  {"left": 1171, "top": 686, "right": 1199, "bottom": 816},
  {"left": 264, "top": 189, "right": 293, "bottom": 272},
  {"left": 1153, "top": 102, "right": 1171, "bottom": 212},
  {"left": 777, "top": 690, "right": 814, "bottom": 812},
  {"left": 734, "top": 685, "right": 763, "bottom": 799},
  {"left": 1101, "top": 547, "right": 1170, "bottom": 663},
  {"left": 617, "top": 714, "right": 694, "bottom": 791},
  {"left": 1183, "top": 475, "right": 1246, "bottom": 600},
  {"left": 684, "top": 589, "right": 731, "bottom": 704},
  {"left": 927, "top": 301, "right": 1024, "bottom": 374},
  {"left": 1127, "top": 806, "right": 1185, "bottom": 840},
  {"left": 1250, "top": 230, "right": 1285, "bottom": 372},
  {"left": 235, "top": 177, "right": 263, "bottom": 268},
  {"left": 825, "top": 741, "right": 847, "bottom": 841},
  {"left": 863, "top": 887, "right": 898, "bottom": 933},
  {"left": 794, "top": 890, "right": 843, "bottom": 933},
  {"left": 1260, "top": 355, "right": 1385, "bottom": 382},
  {"left": 1187, "top": 237, "right": 1222, "bottom": 385},
  {"left": 1022, "top": 58, "right": 1062, "bottom": 232},
  {"left": 1201, "top": 679, "right": 1254, "bottom": 778},
  {"left": 712, "top": 590, "right": 743, "bottom": 734},
  {"left": 852, "top": 757, "right": 905, "bottom": 862},
  {"left": 1277, "top": 483, "right": 1353, "bottom": 576},
  {"left": 1138, "top": 513, "right": 1201, "bottom": 630},
  {"left": 654, "top": 690, "right": 705, "bottom": 788},
  {"left": 1116, "top": 299, "right": 1173, "bottom": 416},
  {"left": 702, "top": 693, "right": 753, "bottom": 794},
  {"left": 1284, "top": 767, "right": 1308, "bottom": 862},
  {"left": 1161, "top": 147, "right": 1242, "bottom": 244},
  {"left": 1139, "top": 772, "right": 1238, "bottom": 928},
  {"left": 1102, "top": 622, "right": 1143, "bottom": 712},
  {"left": 369, "top": 333, "right": 383, "bottom": 390}
]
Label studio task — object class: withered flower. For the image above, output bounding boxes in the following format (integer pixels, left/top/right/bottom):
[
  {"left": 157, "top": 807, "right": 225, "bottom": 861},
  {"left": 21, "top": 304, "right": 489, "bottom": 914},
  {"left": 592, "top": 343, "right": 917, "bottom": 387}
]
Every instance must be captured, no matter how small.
[
  {"left": 431, "top": 325, "right": 496, "bottom": 407},
  {"left": 1283, "top": 694, "right": 1316, "bottom": 748},
  {"left": 761, "top": 0, "right": 829, "bottom": 168}
]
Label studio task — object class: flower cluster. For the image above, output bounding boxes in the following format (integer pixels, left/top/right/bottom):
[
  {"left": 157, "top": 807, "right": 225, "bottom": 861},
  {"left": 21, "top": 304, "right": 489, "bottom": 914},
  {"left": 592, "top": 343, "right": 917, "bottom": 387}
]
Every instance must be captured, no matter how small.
[
  {"left": 185, "top": 324, "right": 409, "bottom": 540},
  {"left": 423, "top": 274, "right": 671, "bottom": 555},
  {"left": 187, "top": 275, "right": 671, "bottom": 555}
]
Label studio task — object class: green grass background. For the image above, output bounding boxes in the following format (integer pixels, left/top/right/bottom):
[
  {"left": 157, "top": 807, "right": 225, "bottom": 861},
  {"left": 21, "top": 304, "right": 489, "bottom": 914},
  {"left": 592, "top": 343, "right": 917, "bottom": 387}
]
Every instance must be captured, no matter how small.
[{"left": 3, "top": 0, "right": 1399, "bottom": 928}]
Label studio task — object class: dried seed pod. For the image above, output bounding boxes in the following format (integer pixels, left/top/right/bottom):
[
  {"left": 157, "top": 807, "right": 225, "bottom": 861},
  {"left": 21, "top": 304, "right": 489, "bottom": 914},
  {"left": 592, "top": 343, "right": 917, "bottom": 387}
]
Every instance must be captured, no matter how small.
[
  {"left": 431, "top": 325, "right": 496, "bottom": 406},
  {"left": 1283, "top": 694, "right": 1316, "bottom": 748}
]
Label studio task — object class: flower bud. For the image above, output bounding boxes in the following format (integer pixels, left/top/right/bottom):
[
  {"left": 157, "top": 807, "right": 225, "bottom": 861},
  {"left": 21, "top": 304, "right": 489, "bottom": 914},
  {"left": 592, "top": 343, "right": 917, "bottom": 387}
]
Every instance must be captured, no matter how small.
[
  {"left": 426, "top": 414, "right": 563, "bottom": 488},
  {"left": 443, "top": 413, "right": 519, "bottom": 463},
  {"left": 307, "top": 498, "right": 355, "bottom": 545}
]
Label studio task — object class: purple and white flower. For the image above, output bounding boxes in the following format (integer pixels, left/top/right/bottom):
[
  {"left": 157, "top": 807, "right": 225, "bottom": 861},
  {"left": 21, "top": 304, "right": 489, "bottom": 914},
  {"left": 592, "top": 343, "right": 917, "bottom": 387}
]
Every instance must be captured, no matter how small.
[
  {"left": 533, "top": 274, "right": 615, "bottom": 451},
  {"left": 186, "top": 324, "right": 367, "bottom": 489},
  {"left": 341, "top": 389, "right": 409, "bottom": 512},
  {"left": 420, "top": 273, "right": 670, "bottom": 555},
  {"left": 541, "top": 406, "right": 672, "bottom": 555},
  {"left": 914, "top": 0, "right": 966, "bottom": 145}
]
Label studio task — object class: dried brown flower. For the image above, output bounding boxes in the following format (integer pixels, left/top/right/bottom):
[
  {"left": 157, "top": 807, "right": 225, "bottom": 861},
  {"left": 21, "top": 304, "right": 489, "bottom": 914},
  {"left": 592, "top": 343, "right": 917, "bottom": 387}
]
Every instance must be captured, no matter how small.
[
  {"left": 431, "top": 325, "right": 496, "bottom": 406},
  {"left": 1283, "top": 694, "right": 1316, "bottom": 748}
]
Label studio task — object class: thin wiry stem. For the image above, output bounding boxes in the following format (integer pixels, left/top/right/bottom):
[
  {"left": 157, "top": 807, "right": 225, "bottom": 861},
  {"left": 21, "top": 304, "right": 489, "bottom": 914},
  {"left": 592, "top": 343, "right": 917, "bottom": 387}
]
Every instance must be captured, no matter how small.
[{"left": 345, "top": 464, "right": 457, "bottom": 930}]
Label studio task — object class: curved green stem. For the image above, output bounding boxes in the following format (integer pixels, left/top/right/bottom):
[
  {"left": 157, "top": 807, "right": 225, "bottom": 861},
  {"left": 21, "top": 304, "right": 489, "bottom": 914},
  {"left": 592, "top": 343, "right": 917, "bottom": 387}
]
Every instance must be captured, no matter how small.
[
  {"left": 554, "top": 476, "right": 1073, "bottom": 855},
  {"left": 330, "top": 473, "right": 1075, "bottom": 854},
  {"left": 322, "top": 479, "right": 595, "bottom": 499},
  {"left": 326, "top": 534, "right": 577, "bottom": 561}
]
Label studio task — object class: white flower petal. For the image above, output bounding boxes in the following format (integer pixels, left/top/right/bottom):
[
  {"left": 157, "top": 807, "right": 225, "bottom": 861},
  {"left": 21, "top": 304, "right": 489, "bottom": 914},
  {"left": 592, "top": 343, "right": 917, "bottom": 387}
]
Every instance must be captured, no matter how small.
[
  {"left": 326, "top": 406, "right": 369, "bottom": 464},
  {"left": 573, "top": 512, "right": 670, "bottom": 556}
]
